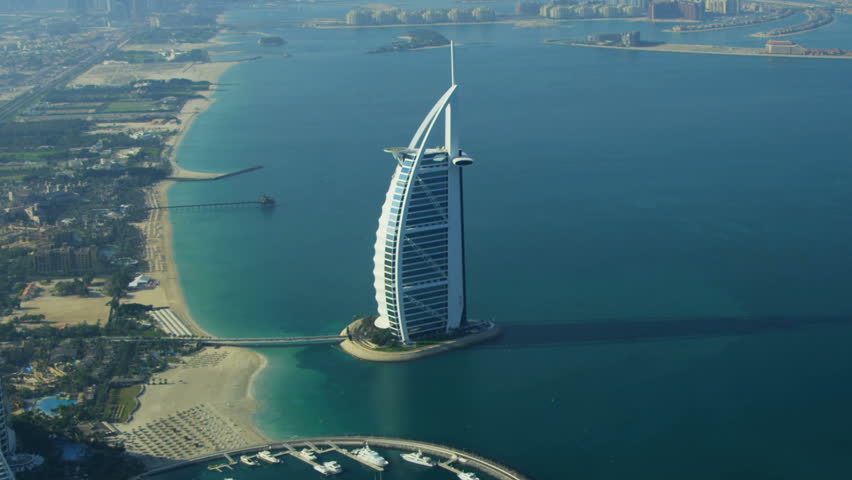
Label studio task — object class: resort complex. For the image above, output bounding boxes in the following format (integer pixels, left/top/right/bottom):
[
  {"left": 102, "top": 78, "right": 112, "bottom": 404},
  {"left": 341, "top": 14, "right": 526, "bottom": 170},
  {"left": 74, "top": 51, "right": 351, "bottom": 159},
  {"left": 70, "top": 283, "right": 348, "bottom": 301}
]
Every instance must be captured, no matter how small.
[{"left": 372, "top": 43, "right": 475, "bottom": 344}]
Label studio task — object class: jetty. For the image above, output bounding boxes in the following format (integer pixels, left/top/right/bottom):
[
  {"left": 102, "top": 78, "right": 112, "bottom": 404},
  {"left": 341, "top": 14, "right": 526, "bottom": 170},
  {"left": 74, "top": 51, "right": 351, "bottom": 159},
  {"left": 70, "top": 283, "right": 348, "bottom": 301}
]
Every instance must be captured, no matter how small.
[
  {"left": 328, "top": 441, "right": 383, "bottom": 471},
  {"left": 141, "top": 195, "right": 275, "bottom": 211},
  {"left": 206, "top": 453, "right": 236, "bottom": 472},
  {"left": 168, "top": 165, "right": 264, "bottom": 181}
]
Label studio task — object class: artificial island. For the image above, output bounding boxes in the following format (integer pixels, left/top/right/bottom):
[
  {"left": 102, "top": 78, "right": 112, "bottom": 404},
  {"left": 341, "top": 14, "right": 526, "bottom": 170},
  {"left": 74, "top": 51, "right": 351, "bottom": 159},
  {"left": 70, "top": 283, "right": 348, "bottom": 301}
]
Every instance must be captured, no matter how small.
[
  {"left": 547, "top": 31, "right": 852, "bottom": 59},
  {"left": 341, "top": 43, "right": 501, "bottom": 362}
]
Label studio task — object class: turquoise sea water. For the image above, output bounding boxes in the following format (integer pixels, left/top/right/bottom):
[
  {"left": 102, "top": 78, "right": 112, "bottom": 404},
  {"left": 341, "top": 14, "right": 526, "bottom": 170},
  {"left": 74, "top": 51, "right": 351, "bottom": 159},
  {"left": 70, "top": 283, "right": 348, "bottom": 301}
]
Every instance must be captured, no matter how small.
[{"left": 156, "top": 4, "right": 852, "bottom": 479}]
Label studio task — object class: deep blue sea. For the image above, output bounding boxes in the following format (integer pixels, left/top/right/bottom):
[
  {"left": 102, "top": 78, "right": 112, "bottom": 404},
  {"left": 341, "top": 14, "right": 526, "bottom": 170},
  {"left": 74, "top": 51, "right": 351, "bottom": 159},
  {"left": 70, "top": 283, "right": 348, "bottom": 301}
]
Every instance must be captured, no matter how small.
[{"left": 155, "top": 2, "right": 852, "bottom": 479}]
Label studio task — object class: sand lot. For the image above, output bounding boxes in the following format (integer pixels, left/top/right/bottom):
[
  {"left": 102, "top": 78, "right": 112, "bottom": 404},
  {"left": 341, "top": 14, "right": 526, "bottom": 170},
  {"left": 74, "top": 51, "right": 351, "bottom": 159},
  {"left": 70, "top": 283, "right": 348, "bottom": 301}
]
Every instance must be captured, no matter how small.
[
  {"left": 71, "top": 61, "right": 236, "bottom": 87},
  {"left": 18, "top": 280, "right": 111, "bottom": 327}
]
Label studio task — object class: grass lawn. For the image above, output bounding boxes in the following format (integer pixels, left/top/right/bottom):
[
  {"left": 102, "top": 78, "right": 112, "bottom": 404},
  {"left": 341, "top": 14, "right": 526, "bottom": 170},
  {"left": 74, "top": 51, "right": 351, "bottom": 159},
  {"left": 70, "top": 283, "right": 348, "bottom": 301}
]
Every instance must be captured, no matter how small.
[
  {"left": 106, "top": 384, "right": 144, "bottom": 423},
  {"left": 0, "top": 164, "right": 48, "bottom": 180},
  {"left": 0, "top": 151, "right": 57, "bottom": 162},
  {"left": 103, "top": 101, "right": 160, "bottom": 113}
]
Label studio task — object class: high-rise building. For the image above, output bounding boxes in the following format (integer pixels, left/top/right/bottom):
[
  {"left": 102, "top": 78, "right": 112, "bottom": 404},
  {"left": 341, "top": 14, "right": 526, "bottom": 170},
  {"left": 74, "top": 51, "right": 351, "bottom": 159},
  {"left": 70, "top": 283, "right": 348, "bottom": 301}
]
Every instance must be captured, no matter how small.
[
  {"left": 650, "top": 0, "right": 703, "bottom": 19},
  {"left": 0, "top": 382, "right": 14, "bottom": 462},
  {"left": 0, "top": 383, "right": 15, "bottom": 480},
  {"left": 130, "top": 0, "right": 146, "bottom": 19},
  {"left": 68, "top": 0, "right": 87, "bottom": 14},
  {"left": 705, "top": 0, "right": 737, "bottom": 14},
  {"left": 0, "top": 454, "right": 13, "bottom": 480},
  {"left": 372, "top": 43, "right": 474, "bottom": 344}
]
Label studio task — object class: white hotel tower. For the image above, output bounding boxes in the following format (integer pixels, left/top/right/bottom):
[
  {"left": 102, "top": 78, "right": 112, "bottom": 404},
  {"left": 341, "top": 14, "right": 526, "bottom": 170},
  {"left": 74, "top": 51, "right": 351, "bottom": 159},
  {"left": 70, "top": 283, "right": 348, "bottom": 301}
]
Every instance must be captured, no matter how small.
[{"left": 372, "top": 43, "right": 475, "bottom": 344}]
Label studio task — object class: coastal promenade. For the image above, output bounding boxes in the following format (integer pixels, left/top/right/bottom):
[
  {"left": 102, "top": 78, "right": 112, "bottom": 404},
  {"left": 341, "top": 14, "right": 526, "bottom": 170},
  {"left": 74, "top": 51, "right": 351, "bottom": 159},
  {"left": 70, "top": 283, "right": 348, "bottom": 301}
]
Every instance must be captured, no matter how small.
[{"left": 135, "top": 435, "right": 531, "bottom": 480}]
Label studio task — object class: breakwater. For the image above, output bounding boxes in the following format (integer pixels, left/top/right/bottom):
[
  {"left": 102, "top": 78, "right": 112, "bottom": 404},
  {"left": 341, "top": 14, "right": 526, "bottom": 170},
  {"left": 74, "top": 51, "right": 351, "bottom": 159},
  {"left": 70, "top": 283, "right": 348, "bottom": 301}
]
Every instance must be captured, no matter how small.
[{"left": 136, "top": 436, "right": 531, "bottom": 480}]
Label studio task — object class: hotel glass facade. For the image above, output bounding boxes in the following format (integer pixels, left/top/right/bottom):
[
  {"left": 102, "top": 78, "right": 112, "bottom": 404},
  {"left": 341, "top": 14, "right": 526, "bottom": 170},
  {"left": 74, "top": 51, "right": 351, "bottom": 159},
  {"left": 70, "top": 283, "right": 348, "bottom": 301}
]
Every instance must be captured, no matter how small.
[{"left": 373, "top": 52, "right": 473, "bottom": 344}]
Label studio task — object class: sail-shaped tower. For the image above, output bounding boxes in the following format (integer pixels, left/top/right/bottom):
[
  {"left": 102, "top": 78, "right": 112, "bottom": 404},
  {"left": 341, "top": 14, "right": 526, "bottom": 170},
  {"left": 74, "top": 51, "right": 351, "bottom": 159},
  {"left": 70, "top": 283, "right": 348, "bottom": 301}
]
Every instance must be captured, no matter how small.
[{"left": 372, "top": 43, "right": 475, "bottom": 344}]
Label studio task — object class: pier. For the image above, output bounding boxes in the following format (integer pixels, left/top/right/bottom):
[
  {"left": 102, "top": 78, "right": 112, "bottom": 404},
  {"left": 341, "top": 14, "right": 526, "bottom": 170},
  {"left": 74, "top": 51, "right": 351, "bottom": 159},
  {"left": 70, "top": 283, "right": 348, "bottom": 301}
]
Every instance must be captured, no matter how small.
[
  {"left": 134, "top": 435, "right": 531, "bottom": 480},
  {"left": 167, "top": 165, "right": 265, "bottom": 181},
  {"left": 280, "top": 442, "right": 323, "bottom": 470},
  {"left": 141, "top": 194, "right": 275, "bottom": 211},
  {"left": 328, "top": 441, "right": 384, "bottom": 471},
  {"left": 206, "top": 453, "right": 236, "bottom": 472}
]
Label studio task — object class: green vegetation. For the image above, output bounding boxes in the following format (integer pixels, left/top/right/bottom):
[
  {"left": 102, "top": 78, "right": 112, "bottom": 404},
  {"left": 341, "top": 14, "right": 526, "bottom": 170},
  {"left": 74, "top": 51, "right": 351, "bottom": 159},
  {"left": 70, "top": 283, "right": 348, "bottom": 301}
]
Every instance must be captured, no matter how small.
[
  {"left": 13, "top": 415, "right": 145, "bottom": 480},
  {"left": 354, "top": 316, "right": 398, "bottom": 347},
  {"left": 107, "top": 49, "right": 210, "bottom": 64},
  {"left": 0, "top": 119, "right": 92, "bottom": 150},
  {"left": 102, "top": 100, "right": 161, "bottom": 113},
  {"left": 10, "top": 313, "right": 46, "bottom": 324},
  {"left": 0, "top": 150, "right": 58, "bottom": 163},
  {"left": 106, "top": 50, "right": 166, "bottom": 64},
  {"left": 46, "top": 79, "right": 210, "bottom": 104},
  {"left": 106, "top": 385, "right": 142, "bottom": 422},
  {"left": 369, "top": 30, "right": 450, "bottom": 54},
  {"left": 53, "top": 279, "right": 90, "bottom": 297},
  {"left": 174, "top": 49, "right": 211, "bottom": 63}
]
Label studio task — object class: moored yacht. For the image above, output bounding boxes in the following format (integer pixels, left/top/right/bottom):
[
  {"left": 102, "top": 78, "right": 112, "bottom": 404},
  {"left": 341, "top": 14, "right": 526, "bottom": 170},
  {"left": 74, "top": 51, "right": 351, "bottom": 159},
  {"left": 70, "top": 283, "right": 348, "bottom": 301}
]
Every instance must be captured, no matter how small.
[
  {"left": 351, "top": 442, "right": 389, "bottom": 467},
  {"left": 457, "top": 472, "right": 481, "bottom": 480},
  {"left": 239, "top": 455, "right": 259, "bottom": 467},
  {"left": 297, "top": 448, "right": 317, "bottom": 461},
  {"left": 313, "top": 460, "right": 343, "bottom": 476},
  {"left": 256, "top": 450, "right": 280, "bottom": 464},
  {"left": 401, "top": 449, "right": 436, "bottom": 467}
]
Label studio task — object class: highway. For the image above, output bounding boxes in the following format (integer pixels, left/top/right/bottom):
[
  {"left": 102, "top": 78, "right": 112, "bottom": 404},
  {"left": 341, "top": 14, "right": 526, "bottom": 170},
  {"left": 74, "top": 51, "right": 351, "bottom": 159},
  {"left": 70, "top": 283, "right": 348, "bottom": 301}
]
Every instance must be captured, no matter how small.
[{"left": 0, "top": 34, "right": 131, "bottom": 123}]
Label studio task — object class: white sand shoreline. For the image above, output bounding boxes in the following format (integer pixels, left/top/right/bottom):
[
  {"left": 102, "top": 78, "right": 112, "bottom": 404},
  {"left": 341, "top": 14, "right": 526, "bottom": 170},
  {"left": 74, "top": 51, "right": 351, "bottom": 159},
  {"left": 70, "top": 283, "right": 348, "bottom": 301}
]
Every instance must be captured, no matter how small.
[
  {"left": 118, "top": 347, "right": 270, "bottom": 464},
  {"left": 110, "top": 39, "right": 274, "bottom": 460}
]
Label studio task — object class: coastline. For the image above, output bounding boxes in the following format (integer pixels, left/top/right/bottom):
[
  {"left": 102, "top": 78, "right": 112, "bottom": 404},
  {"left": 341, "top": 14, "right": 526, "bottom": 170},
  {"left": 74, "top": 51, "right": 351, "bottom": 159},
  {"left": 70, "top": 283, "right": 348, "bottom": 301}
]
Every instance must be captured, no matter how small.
[
  {"left": 132, "top": 63, "right": 234, "bottom": 338},
  {"left": 117, "top": 346, "right": 270, "bottom": 466},
  {"left": 123, "top": 41, "right": 273, "bottom": 462}
]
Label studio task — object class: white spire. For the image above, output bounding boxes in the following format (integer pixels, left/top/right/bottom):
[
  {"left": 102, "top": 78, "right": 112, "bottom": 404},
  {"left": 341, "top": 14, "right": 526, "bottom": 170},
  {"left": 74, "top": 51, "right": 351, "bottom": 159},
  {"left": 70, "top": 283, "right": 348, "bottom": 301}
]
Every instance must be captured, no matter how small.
[
  {"left": 445, "top": 40, "right": 458, "bottom": 157},
  {"left": 450, "top": 40, "right": 456, "bottom": 86}
]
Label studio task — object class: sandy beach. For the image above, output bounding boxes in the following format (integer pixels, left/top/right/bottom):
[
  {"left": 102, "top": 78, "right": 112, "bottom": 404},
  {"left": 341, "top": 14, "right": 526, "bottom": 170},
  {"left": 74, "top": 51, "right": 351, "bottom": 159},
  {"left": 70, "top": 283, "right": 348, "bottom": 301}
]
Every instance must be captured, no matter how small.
[
  {"left": 128, "top": 56, "right": 237, "bottom": 337},
  {"left": 66, "top": 40, "right": 274, "bottom": 459},
  {"left": 117, "top": 346, "right": 269, "bottom": 465}
]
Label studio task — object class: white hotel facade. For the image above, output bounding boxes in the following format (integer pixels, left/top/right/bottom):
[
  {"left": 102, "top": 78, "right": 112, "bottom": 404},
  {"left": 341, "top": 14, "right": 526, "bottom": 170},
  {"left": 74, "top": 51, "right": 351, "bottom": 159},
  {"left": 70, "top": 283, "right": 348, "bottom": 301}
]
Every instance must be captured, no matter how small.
[{"left": 372, "top": 44, "right": 475, "bottom": 344}]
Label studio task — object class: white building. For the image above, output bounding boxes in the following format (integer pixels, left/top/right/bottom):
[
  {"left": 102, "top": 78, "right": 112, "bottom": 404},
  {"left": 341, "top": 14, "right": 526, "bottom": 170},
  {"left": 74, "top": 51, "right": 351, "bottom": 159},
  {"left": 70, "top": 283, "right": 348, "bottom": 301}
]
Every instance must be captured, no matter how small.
[{"left": 373, "top": 43, "right": 474, "bottom": 344}]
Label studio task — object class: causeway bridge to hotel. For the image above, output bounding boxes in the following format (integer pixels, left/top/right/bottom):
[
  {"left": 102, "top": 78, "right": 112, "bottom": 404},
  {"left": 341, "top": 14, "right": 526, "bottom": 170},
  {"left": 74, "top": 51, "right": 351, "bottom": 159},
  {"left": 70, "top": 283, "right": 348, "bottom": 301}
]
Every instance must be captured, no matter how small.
[
  {"left": 135, "top": 435, "right": 531, "bottom": 480},
  {"left": 108, "top": 335, "right": 346, "bottom": 347}
]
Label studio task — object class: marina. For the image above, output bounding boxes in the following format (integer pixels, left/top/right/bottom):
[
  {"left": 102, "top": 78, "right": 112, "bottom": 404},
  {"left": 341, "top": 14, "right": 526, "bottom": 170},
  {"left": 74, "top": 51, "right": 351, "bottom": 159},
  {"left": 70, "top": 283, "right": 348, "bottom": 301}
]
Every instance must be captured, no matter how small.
[{"left": 139, "top": 436, "right": 531, "bottom": 479}]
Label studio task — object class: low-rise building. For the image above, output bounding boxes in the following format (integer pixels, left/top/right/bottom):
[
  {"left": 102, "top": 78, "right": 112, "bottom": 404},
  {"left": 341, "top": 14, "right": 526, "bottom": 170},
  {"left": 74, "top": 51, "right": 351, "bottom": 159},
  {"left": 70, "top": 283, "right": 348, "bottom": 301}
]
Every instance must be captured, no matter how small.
[
  {"left": 766, "top": 40, "right": 805, "bottom": 55},
  {"left": 28, "top": 246, "right": 98, "bottom": 275}
]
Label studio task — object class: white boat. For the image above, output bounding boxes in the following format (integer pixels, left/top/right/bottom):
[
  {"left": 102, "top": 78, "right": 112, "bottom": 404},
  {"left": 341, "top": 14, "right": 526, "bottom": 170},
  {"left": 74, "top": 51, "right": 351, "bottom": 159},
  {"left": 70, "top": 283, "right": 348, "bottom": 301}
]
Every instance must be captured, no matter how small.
[
  {"left": 401, "top": 449, "right": 436, "bottom": 467},
  {"left": 256, "top": 450, "right": 280, "bottom": 464},
  {"left": 313, "top": 460, "right": 343, "bottom": 476},
  {"left": 297, "top": 448, "right": 317, "bottom": 461},
  {"left": 457, "top": 472, "right": 481, "bottom": 480},
  {"left": 352, "top": 442, "right": 389, "bottom": 467},
  {"left": 239, "top": 455, "right": 259, "bottom": 466}
]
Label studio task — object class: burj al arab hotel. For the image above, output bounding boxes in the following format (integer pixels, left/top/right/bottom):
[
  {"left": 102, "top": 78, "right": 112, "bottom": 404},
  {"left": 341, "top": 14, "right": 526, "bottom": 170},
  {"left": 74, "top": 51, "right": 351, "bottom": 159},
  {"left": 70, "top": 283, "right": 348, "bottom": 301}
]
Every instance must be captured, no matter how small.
[{"left": 372, "top": 43, "right": 475, "bottom": 345}]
